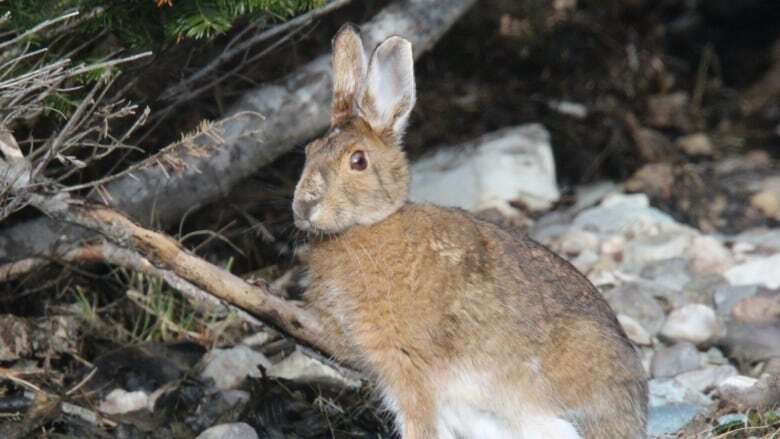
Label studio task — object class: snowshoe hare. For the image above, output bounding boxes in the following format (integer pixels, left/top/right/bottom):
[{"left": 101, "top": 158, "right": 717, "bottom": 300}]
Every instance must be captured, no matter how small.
[{"left": 293, "top": 24, "right": 648, "bottom": 439}]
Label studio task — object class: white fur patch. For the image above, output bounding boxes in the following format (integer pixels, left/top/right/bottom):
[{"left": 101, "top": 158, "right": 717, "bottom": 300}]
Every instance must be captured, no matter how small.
[
  {"left": 519, "top": 415, "right": 582, "bottom": 439},
  {"left": 432, "top": 367, "right": 583, "bottom": 439}
]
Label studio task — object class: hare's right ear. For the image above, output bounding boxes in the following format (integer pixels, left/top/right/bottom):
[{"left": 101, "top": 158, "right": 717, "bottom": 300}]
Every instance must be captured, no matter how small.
[{"left": 331, "top": 24, "right": 367, "bottom": 127}]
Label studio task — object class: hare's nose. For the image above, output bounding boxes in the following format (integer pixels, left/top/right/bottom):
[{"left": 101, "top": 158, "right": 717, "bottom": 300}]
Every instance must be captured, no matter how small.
[{"left": 293, "top": 198, "right": 319, "bottom": 220}]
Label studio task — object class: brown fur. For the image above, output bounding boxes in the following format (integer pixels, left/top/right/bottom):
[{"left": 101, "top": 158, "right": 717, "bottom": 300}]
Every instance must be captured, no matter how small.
[{"left": 293, "top": 24, "right": 648, "bottom": 439}]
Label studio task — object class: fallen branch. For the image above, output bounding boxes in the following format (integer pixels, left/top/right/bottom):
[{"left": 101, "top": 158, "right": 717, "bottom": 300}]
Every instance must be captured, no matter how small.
[
  {"left": 0, "top": 0, "right": 477, "bottom": 261},
  {"left": 0, "top": 130, "right": 332, "bottom": 355}
]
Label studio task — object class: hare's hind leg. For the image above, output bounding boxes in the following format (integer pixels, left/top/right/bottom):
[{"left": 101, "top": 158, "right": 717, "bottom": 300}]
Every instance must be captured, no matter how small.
[{"left": 385, "top": 392, "right": 444, "bottom": 439}]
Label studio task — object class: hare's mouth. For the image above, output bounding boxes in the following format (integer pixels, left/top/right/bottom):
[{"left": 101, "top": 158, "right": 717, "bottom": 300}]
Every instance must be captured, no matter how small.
[{"left": 294, "top": 216, "right": 313, "bottom": 231}]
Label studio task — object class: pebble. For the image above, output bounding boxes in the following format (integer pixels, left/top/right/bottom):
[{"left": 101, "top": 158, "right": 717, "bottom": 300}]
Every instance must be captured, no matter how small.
[
  {"left": 713, "top": 284, "right": 759, "bottom": 316},
  {"left": 686, "top": 235, "right": 733, "bottom": 275},
  {"left": 200, "top": 345, "right": 271, "bottom": 390},
  {"left": 675, "top": 133, "right": 713, "bottom": 157},
  {"left": 649, "top": 378, "right": 710, "bottom": 407},
  {"left": 725, "top": 253, "right": 780, "bottom": 289},
  {"left": 600, "top": 235, "right": 626, "bottom": 259},
  {"left": 558, "top": 228, "right": 600, "bottom": 256},
  {"left": 717, "top": 375, "right": 758, "bottom": 392},
  {"left": 196, "top": 423, "right": 258, "bottom": 439},
  {"left": 703, "top": 347, "right": 729, "bottom": 366},
  {"left": 640, "top": 258, "right": 691, "bottom": 292},
  {"left": 731, "top": 292, "right": 780, "bottom": 323},
  {"left": 604, "top": 283, "right": 666, "bottom": 335},
  {"left": 650, "top": 343, "right": 701, "bottom": 378},
  {"left": 267, "top": 349, "right": 361, "bottom": 388},
  {"left": 660, "top": 304, "right": 719, "bottom": 345},
  {"left": 617, "top": 314, "right": 652, "bottom": 346},
  {"left": 681, "top": 273, "right": 725, "bottom": 306},
  {"left": 623, "top": 232, "right": 692, "bottom": 272},
  {"left": 751, "top": 190, "right": 780, "bottom": 219},
  {"left": 570, "top": 249, "right": 600, "bottom": 273}
]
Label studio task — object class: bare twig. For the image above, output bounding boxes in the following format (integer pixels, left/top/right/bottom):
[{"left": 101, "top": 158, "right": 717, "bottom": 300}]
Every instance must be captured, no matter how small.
[{"left": 0, "top": 11, "right": 80, "bottom": 51}]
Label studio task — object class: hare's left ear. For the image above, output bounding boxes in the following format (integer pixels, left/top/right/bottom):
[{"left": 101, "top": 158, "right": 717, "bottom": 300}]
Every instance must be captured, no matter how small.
[{"left": 357, "top": 36, "right": 416, "bottom": 145}]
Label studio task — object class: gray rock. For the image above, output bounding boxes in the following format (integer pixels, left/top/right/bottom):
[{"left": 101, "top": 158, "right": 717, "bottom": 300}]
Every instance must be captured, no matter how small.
[
  {"left": 722, "top": 322, "right": 780, "bottom": 363},
  {"left": 703, "top": 347, "right": 729, "bottom": 366},
  {"left": 660, "top": 304, "right": 719, "bottom": 345},
  {"left": 409, "top": 125, "right": 559, "bottom": 214},
  {"left": 196, "top": 423, "right": 258, "bottom": 439},
  {"left": 200, "top": 345, "right": 271, "bottom": 390},
  {"left": 268, "top": 349, "right": 361, "bottom": 389},
  {"left": 649, "top": 378, "right": 711, "bottom": 407},
  {"left": 732, "top": 228, "right": 780, "bottom": 252},
  {"left": 651, "top": 343, "right": 701, "bottom": 378},
  {"left": 675, "top": 365, "right": 738, "bottom": 394},
  {"left": 714, "top": 284, "right": 759, "bottom": 316},
  {"left": 573, "top": 193, "right": 678, "bottom": 235},
  {"left": 647, "top": 403, "right": 706, "bottom": 437},
  {"left": 603, "top": 283, "right": 666, "bottom": 335},
  {"left": 681, "top": 273, "right": 726, "bottom": 306},
  {"left": 633, "top": 278, "right": 686, "bottom": 309},
  {"left": 640, "top": 258, "right": 691, "bottom": 292},
  {"left": 623, "top": 232, "right": 693, "bottom": 272}
]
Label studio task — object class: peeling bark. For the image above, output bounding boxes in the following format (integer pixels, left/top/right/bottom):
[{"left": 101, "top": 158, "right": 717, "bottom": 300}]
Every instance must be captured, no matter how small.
[{"left": 0, "top": 0, "right": 476, "bottom": 261}]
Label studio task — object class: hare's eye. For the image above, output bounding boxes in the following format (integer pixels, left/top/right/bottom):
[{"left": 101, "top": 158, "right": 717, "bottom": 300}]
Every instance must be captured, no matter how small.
[{"left": 350, "top": 150, "right": 368, "bottom": 171}]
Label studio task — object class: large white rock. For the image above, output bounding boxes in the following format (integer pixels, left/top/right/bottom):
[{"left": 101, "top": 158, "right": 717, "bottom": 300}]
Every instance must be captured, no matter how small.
[
  {"left": 660, "top": 304, "right": 719, "bottom": 345},
  {"left": 409, "top": 125, "right": 559, "bottom": 214},
  {"left": 725, "top": 253, "right": 780, "bottom": 289}
]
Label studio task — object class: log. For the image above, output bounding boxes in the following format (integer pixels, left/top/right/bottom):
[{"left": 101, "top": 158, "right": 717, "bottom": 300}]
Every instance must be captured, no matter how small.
[{"left": 0, "top": 0, "right": 476, "bottom": 261}]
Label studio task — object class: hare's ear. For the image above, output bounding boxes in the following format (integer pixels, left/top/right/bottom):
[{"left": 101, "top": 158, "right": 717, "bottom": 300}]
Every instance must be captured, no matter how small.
[
  {"left": 357, "top": 36, "right": 416, "bottom": 145},
  {"left": 331, "top": 24, "right": 367, "bottom": 127}
]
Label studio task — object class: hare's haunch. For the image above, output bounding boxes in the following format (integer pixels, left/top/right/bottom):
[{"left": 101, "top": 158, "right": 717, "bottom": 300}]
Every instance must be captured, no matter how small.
[{"left": 292, "top": 23, "right": 648, "bottom": 439}]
